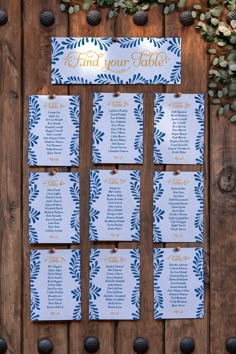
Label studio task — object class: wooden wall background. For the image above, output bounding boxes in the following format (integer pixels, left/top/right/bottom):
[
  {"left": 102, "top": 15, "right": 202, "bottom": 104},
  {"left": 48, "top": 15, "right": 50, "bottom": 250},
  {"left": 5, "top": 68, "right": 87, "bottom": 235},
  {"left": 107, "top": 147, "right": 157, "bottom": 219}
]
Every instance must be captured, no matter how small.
[{"left": 0, "top": 0, "right": 235, "bottom": 353}]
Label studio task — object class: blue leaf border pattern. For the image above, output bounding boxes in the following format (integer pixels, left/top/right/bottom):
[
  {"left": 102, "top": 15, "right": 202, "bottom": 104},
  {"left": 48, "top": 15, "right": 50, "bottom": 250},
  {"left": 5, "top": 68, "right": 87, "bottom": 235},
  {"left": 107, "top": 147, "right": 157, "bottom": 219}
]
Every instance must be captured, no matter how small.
[
  {"left": 192, "top": 248, "right": 204, "bottom": 318},
  {"left": 89, "top": 171, "right": 102, "bottom": 241},
  {"left": 89, "top": 249, "right": 101, "bottom": 319},
  {"left": 69, "top": 173, "right": 80, "bottom": 243},
  {"left": 130, "top": 171, "right": 141, "bottom": 241},
  {"left": 69, "top": 250, "right": 81, "bottom": 320},
  {"left": 153, "top": 172, "right": 165, "bottom": 242},
  {"left": 153, "top": 94, "right": 165, "bottom": 164},
  {"left": 130, "top": 249, "right": 140, "bottom": 320},
  {"left": 69, "top": 96, "right": 80, "bottom": 166},
  {"left": 133, "top": 94, "right": 144, "bottom": 163},
  {"left": 28, "top": 96, "right": 41, "bottom": 166},
  {"left": 194, "top": 94, "right": 205, "bottom": 164},
  {"left": 30, "top": 250, "right": 41, "bottom": 320},
  {"left": 29, "top": 173, "right": 40, "bottom": 244},
  {"left": 194, "top": 172, "right": 204, "bottom": 242},
  {"left": 153, "top": 248, "right": 164, "bottom": 319},
  {"left": 92, "top": 93, "right": 105, "bottom": 163}
]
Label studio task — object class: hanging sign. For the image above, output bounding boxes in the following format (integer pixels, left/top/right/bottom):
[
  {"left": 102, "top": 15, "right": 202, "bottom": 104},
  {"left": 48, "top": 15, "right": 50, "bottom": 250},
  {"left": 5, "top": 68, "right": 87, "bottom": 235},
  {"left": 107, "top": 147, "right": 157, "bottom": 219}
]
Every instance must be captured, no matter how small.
[{"left": 51, "top": 37, "right": 181, "bottom": 85}]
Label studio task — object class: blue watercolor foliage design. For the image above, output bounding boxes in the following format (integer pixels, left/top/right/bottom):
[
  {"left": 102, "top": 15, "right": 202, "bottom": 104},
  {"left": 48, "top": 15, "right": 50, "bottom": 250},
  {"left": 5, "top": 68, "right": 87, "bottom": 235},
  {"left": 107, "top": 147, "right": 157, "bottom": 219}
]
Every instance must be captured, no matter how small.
[
  {"left": 69, "top": 173, "right": 80, "bottom": 243},
  {"left": 153, "top": 248, "right": 164, "bottom": 319},
  {"left": 30, "top": 250, "right": 41, "bottom": 320},
  {"left": 69, "top": 250, "right": 81, "bottom": 320},
  {"left": 89, "top": 171, "right": 102, "bottom": 241},
  {"left": 89, "top": 249, "right": 101, "bottom": 319},
  {"left": 28, "top": 173, "right": 40, "bottom": 243},
  {"left": 130, "top": 249, "right": 140, "bottom": 320},
  {"left": 194, "top": 94, "right": 204, "bottom": 164},
  {"left": 28, "top": 96, "right": 41, "bottom": 165},
  {"left": 170, "top": 61, "right": 181, "bottom": 84},
  {"left": 192, "top": 248, "right": 204, "bottom": 318},
  {"left": 153, "top": 94, "right": 165, "bottom": 164},
  {"left": 62, "top": 37, "right": 113, "bottom": 51},
  {"left": 130, "top": 171, "right": 141, "bottom": 241},
  {"left": 153, "top": 172, "right": 165, "bottom": 242},
  {"left": 92, "top": 93, "right": 105, "bottom": 163},
  {"left": 69, "top": 96, "right": 80, "bottom": 166},
  {"left": 194, "top": 172, "right": 204, "bottom": 242},
  {"left": 167, "top": 38, "right": 181, "bottom": 57},
  {"left": 134, "top": 94, "right": 144, "bottom": 163},
  {"left": 94, "top": 74, "right": 123, "bottom": 84},
  {"left": 64, "top": 76, "right": 91, "bottom": 84},
  {"left": 51, "top": 38, "right": 65, "bottom": 65},
  {"left": 51, "top": 68, "right": 64, "bottom": 84}
]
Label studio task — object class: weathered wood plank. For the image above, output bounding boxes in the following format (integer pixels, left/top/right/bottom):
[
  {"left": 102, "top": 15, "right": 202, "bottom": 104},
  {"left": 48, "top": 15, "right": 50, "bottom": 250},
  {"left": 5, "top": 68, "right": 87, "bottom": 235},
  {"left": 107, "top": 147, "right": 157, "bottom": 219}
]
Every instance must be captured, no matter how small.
[
  {"left": 0, "top": 0, "right": 22, "bottom": 352},
  {"left": 22, "top": 1, "right": 69, "bottom": 353},
  {"left": 69, "top": 10, "right": 116, "bottom": 354},
  {"left": 210, "top": 106, "right": 236, "bottom": 353},
  {"left": 115, "top": 10, "right": 165, "bottom": 354},
  {"left": 165, "top": 6, "right": 209, "bottom": 354}
]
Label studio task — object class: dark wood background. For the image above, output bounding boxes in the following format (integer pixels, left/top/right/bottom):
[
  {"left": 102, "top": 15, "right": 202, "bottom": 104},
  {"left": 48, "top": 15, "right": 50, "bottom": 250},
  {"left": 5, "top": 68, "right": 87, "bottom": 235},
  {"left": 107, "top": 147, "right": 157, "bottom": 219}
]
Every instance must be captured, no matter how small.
[{"left": 0, "top": 0, "right": 235, "bottom": 353}]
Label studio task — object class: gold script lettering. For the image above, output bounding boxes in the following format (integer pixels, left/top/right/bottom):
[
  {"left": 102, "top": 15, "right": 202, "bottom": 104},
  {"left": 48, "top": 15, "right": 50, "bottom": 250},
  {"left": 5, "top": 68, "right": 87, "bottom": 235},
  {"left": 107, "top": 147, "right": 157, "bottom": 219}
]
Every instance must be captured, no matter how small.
[
  {"left": 132, "top": 50, "right": 170, "bottom": 67},
  {"left": 64, "top": 51, "right": 103, "bottom": 68},
  {"left": 102, "top": 59, "right": 130, "bottom": 73}
]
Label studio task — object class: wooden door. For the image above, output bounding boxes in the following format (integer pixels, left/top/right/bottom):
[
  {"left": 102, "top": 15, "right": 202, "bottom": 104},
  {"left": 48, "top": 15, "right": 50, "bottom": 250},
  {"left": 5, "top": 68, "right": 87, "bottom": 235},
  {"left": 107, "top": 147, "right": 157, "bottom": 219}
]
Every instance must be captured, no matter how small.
[{"left": 0, "top": 0, "right": 235, "bottom": 353}]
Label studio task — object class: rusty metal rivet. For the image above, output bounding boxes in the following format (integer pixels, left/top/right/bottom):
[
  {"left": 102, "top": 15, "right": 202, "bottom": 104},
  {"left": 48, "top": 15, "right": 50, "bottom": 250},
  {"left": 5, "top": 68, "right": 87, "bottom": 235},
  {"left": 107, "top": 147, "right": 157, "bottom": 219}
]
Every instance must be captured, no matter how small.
[
  {"left": 225, "top": 337, "right": 236, "bottom": 353},
  {"left": 218, "top": 167, "right": 235, "bottom": 193},
  {"left": 112, "top": 168, "right": 118, "bottom": 174},
  {"left": 50, "top": 248, "right": 56, "bottom": 253},
  {"left": 133, "top": 11, "right": 148, "bottom": 26},
  {"left": 0, "top": 10, "right": 8, "bottom": 26},
  {"left": 114, "top": 91, "right": 120, "bottom": 97},
  {"left": 38, "top": 338, "right": 53, "bottom": 353},
  {"left": 180, "top": 337, "right": 195, "bottom": 353},
  {"left": 86, "top": 10, "right": 101, "bottom": 26},
  {"left": 176, "top": 92, "right": 182, "bottom": 98},
  {"left": 112, "top": 248, "right": 118, "bottom": 253},
  {"left": 84, "top": 336, "right": 100, "bottom": 353},
  {"left": 175, "top": 246, "right": 181, "bottom": 252},
  {"left": 175, "top": 169, "right": 181, "bottom": 175},
  {"left": 0, "top": 338, "right": 8, "bottom": 353},
  {"left": 179, "top": 11, "right": 194, "bottom": 26},
  {"left": 133, "top": 338, "right": 149, "bottom": 354},
  {"left": 49, "top": 170, "right": 57, "bottom": 176},
  {"left": 49, "top": 94, "right": 56, "bottom": 99}
]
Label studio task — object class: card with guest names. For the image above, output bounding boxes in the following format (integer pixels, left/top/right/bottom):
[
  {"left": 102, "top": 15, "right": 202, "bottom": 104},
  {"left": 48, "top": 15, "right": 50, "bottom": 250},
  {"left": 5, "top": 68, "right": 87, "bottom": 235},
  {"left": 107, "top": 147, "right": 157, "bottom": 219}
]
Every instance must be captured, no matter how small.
[
  {"left": 154, "top": 248, "right": 204, "bottom": 319},
  {"left": 89, "top": 249, "right": 140, "bottom": 320},
  {"left": 154, "top": 93, "right": 204, "bottom": 164},
  {"left": 30, "top": 249, "right": 81, "bottom": 321},
  {"left": 92, "top": 92, "right": 143, "bottom": 164},
  {"left": 153, "top": 171, "right": 204, "bottom": 243},
  {"left": 29, "top": 172, "right": 80, "bottom": 244},
  {"left": 28, "top": 95, "right": 79, "bottom": 166},
  {"left": 89, "top": 169, "right": 140, "bottom": 241}
]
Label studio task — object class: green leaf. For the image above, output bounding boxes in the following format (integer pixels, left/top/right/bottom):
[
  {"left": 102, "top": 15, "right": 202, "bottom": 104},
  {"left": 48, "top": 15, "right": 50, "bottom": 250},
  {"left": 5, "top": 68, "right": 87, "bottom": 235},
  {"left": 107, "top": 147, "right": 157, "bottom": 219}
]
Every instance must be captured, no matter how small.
[
  {"left": 74, "top": 4, "right": 80, "bottom": 12},
  {"left": 229, "top": 91, "right": 236, "bottom": 97},
  {"left": 200, "top": 13, "right": 205, "bottom": 21},
  {"left": 229, "top": 63, "right": 236, "bottom": 71},
  {"left": 193, "top": 4, "right": 201, "bottom": 10},
  {"left": 217, "top": 41, "right": 226, "bottom": 47},
  {"left": 158, "top": 0, "right": 166, "bottom": 3},
  {"left": 209, "top": 0, "right": 217, "bottom": 4},
  {"left": 177, "top": 0, "right": 186, "bottom": 8},
  {"left": 205, "top": 11, "right": 211, "bottom": 20},
  {"left": 230, "top": 83, "right": 236, "bottom": 90},
  {"left": 222, "top": 87, "right": 228, "bottom": 95},
  {"left": 231, "top": 100, "right": 236, "bottom": 110},
  {"left": 142, "top": 3, "right": 149, "bottom": 10},
  {"left": 213, "top": 98, "right": 221, "bottom": 104},
  {"left": 197, "top": 21, "right": 207, "bottom": 31},
  {"left": 108, "top": 10, "right": 114, "bottom": 18},
  {"left": 230, "top": 36, "right": 236, "bottom": 44},
  {"left": 208, "top": 89, "right": 215, "bottom": 96},
  {"left": 211, "top": 18, "right": 219, "bottom": 26},
  {"left": 169, "top": 3, "right": 175, "bottom": 12},
  {"left": 209, "top": 82, "right": 217, "bottom": 88},
  {"left": 68, "top": 6, "right": 74, "bottom": 14},
  {"left": 230, "top": 115, "right": 236, "bottom": 122},
  {"left": 218, "top": 90, "right": 223, "bottom": 98},
  {"left": 192, "top": 11, "right": 197, "bottom": 18},
  {"left": 224, "top": 104, "right": 230, "bottom": 112},
  {"left": 231, "top": 20, "right": 236, "bottom": 28},
  {"left": 212, "top": 57, "right": 219, "bottom": 65},
  {"left": 60, "top": 3, "right": 66, "bottom": 11},
  {"left": 218, "top": 107, "right": 224, "bottom": 116},
  {"left": 62, "top": 0, "right": 70, "bottom": 2},
  {"left": 208, "top": 48, "right": 217, "bottom": 54},
  {"left": 82, "top": 2, "right": 90, "bottom": 10},
  {"left": 164, "top": 6, "right": 169, "bottom": 14},
  {"left": 220, "top": 61, "right": 228, "bottom": 68}
]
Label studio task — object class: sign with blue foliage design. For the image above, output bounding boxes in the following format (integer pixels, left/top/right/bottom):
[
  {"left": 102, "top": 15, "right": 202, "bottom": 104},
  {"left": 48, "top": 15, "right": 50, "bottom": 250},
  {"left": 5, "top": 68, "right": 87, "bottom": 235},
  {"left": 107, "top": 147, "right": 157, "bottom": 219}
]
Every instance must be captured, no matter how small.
[
  {"left": 28, "top": 172, "right": 80, "bottom": 244},
  {"left": 153, "top": 248, "right": 204, "bottom": 319},
  {"left": 153, "top": 171, "right": 204, "bottom": 242},
  {"left": 51, "top": 37, "right": 181, "bottom": 85},
  {"left": 89, "top": 170, "right": 140, "bottom": 241},
  {"left": 153, "top": 93, "right": 204, "bottom": 164},
  {"left": 89, "top": 249, "right": 140, "bottom": 320},
  {"left": 28, "top": 95, "right": 80, "bottom": 166},
  {"left": 30, "top": 249, "right": 81, "bottom": 321},
  {"left": 92, "top": 93, "right": 143, "bottom": 163}
]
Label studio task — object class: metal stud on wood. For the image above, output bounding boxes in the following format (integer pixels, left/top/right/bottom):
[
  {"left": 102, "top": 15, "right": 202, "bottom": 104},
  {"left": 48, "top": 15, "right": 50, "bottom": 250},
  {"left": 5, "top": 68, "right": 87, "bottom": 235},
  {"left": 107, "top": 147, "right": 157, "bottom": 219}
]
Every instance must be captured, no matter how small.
[
  {"left": 40, "top": 11, "right": 55, "bottom": 27},
  {"left": 133, "top": 11, "right": 148, "bottom": 26},
  {"left": 86, "top": 10, "right": 101, "bottom": 26},
  {"left": 0, "top": 338, "right": 7, "bottom": 353},
  {"left": 133, "top": 338, "right": 149, "bottom": 354},
  {"left": 84, "top": 336, "right": 100, "bottom": 353},
  {"left": 179, "top": 11, "right": 194, "bottom": 26},
  {"left": 225, "top": 338, "right": 236, "bottom": 353},
  {"left": 38, "top": 338, "right": 53, "bottom": 353},
  {"left": 0, "top": 10, "right": 8, "bottom": 26},
  {"left": 180, "top": 337, "right": 195, "bottom": 353}
]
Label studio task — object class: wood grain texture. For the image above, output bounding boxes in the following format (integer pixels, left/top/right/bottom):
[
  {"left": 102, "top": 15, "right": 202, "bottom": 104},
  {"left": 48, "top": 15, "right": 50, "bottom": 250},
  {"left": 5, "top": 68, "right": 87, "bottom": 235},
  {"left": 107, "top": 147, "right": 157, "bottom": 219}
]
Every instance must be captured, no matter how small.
[
  {"left": 0, "top": 1, "right": 22, "bottom": 352},
  {"left": 165, "top": 5, "right": 209, "bottom": 354},
  {"left": 22, "top": 1, "right": 69, "bottom": 353}
]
